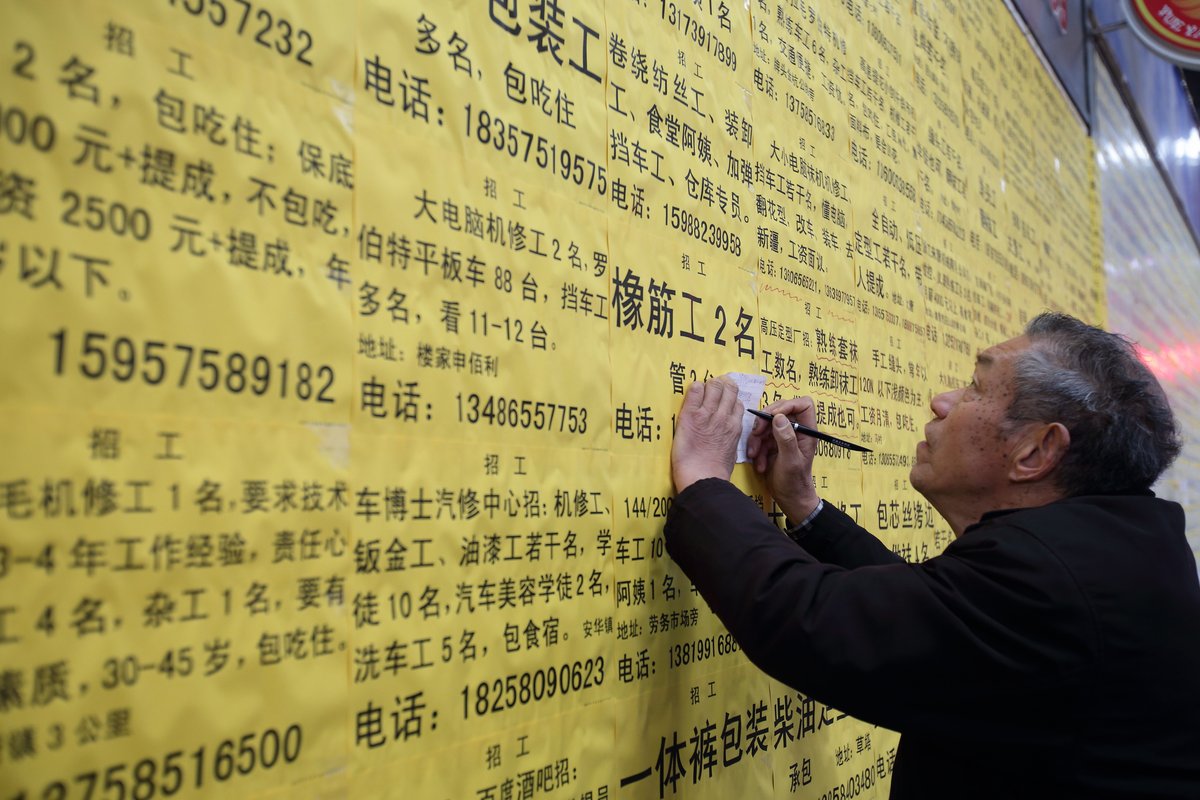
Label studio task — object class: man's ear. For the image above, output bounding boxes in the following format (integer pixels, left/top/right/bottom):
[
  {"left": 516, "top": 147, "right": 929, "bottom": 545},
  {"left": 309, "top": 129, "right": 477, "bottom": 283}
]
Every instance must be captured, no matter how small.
[{"left": 1009, "top": 422, "right": 1071, "bottom": 483}]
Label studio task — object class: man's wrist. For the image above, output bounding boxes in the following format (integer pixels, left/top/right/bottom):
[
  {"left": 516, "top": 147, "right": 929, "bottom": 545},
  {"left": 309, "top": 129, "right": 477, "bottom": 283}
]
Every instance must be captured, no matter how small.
[
  {"left": 673, "top": 470, "right": 728, "bottom": 493},
  {"left": 785, "top": 498, "right": 824, "bottom": 541},
  {"left": 780, "top": 492, "right": 821, "bottom": 525}
]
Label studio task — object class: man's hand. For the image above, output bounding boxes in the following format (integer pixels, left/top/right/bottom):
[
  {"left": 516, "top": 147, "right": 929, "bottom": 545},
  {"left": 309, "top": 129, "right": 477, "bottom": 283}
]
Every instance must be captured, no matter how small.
[
  {"left": 670, "top": 377, "right": 745, "bottom": 492},
  {"left": 746, "top": 396, "right": 821, "bottom": 522}
]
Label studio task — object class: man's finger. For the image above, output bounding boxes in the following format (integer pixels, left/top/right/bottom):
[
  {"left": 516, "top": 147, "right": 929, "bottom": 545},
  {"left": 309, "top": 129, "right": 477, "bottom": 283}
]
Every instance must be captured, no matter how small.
[
  {"left": 700, "top": 376, "right": 732, "bottom": 414},
  {"left": 715, "top": 379, "right": 741, "bottom": 418},
  {"left": 771, "top": 412, "right": 799, "bottom": 454},
  {"left": 681, "top": 380, "right": 704, "bottom": 416},
  {"left": 765, "top": 396, "right": 817, "bottom": 429},
  {"left": 751, "top": 436, "right": 777, "bottom": 474}
]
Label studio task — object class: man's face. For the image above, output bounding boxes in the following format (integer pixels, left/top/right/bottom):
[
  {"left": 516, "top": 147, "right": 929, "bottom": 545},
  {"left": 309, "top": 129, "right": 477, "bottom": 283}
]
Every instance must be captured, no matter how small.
[{"left": 909, "top": 335, "right": 1032, "bottom": 512}]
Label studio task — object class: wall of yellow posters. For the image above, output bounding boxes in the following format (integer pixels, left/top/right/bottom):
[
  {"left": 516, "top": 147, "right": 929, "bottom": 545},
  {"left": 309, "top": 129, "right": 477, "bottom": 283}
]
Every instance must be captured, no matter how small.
[{"left": 0, "top": 1, "right": 1101, "bottom": 797}]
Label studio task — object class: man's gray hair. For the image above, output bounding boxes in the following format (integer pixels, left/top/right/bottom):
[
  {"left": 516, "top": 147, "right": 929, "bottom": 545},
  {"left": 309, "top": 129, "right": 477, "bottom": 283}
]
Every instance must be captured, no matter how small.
[{"left": 1004, "top": 312, "right": 1182, "bottom": 495}]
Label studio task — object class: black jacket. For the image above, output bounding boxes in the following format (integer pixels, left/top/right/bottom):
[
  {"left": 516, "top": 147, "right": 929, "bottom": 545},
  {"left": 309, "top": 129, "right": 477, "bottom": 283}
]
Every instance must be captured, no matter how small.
[{"left": 664, "top": 479, "right": 1200, "bottom": 798}]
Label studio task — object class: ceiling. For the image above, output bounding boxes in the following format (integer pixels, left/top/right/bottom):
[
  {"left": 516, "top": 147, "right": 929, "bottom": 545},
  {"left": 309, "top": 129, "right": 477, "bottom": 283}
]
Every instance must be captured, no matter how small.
[{"left": 1186, "top": 69, "right": 1200, "bottom": 113}]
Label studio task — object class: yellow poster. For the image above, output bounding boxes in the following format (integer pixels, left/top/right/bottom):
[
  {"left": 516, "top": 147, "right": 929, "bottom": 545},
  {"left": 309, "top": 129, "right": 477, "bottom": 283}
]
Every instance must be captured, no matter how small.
[{"left": 0, "top": 0, "right": 1103, "bottom": 797}]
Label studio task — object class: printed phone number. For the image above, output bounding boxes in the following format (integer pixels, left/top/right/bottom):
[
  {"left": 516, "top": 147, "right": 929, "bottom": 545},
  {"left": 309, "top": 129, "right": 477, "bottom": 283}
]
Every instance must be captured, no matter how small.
[
  {"left": 660, "top": 0, "right": 737, "bottom": 69},
  {"left": 49, "top": 329, "right": 336, "bottom": 404},
  {"left": 455, "top": 393, "right": 588, "bottom": 434},
  {"left": 663, "top": 204, "right": 742, "bottom": 255},
  {"left": 165, "top": 0, "right": 315, "bottom": 67},
  {"left": 15, "top": 724, "right": 301, "bottom": 800},
  {"left": 463, "top": 104, "right": 607, "bottom": 197},
  {"left": 668, "top": 633, "right": 740, "bottom": 668},
  {"left": 462, "top": 658, "right": 605, "bottom": 718}
]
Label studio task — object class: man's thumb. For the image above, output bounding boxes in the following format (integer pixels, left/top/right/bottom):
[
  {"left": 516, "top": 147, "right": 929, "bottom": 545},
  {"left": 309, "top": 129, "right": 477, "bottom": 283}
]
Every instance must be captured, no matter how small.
[{"left": 772, "top": 414, "right": 797, "bottom": 446}]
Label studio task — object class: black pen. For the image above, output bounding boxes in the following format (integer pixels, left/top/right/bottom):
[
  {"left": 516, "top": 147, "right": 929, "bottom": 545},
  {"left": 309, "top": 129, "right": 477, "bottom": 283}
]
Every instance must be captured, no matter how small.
[{"left": 746, "top": 408, "right": 872, "bottom": 453}]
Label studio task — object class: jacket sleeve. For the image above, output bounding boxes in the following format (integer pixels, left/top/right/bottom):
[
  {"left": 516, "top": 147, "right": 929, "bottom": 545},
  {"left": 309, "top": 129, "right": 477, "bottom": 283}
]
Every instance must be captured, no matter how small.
[{"left": 663, "top": 478, "right": 1099, "bottom": 733}]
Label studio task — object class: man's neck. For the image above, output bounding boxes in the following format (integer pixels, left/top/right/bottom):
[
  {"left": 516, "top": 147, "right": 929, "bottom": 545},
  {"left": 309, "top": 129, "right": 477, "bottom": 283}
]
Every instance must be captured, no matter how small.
[{"left": 941, "top": 484, "right": 1066, "bottom": 538}]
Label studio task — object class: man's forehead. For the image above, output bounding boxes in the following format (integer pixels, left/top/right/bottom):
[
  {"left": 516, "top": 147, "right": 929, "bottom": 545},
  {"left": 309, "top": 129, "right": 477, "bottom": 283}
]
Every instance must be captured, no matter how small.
[{"left": 976, "top": 335, "right": 1030, "bottom": 367}]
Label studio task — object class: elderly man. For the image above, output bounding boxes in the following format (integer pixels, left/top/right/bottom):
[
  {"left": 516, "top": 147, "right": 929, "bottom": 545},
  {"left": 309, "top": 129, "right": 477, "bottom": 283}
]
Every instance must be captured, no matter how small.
[{"left": 665, "top": 312, "right": 1200, "bottom": 798}]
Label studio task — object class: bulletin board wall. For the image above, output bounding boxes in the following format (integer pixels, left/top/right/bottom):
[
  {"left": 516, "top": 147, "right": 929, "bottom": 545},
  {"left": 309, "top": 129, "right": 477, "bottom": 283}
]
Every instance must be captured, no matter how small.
[{"left": 0, "top": 1, "right": 1102, "bottom": 798}]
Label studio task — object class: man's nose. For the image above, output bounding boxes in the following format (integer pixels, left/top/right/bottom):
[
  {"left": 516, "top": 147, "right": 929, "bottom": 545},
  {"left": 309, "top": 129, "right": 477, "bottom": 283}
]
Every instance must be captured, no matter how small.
[{"left": 930, "top": 388, "right": 961, "bottom": 419}]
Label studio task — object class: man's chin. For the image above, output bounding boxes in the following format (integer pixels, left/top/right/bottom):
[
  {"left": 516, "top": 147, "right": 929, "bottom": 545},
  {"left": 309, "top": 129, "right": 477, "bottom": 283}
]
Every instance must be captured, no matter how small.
[
  {"left": 908, "top": 462, "right": 927, "bottom": 493},
  {"left": 909, "top": 444, "right": 927, "bottom": 474}
]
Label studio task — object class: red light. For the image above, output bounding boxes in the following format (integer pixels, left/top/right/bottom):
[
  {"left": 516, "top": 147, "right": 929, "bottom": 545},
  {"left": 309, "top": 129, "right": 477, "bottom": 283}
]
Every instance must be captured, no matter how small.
[{"left": 1136, "top": 343, "right": 1200, "bottom": 383}]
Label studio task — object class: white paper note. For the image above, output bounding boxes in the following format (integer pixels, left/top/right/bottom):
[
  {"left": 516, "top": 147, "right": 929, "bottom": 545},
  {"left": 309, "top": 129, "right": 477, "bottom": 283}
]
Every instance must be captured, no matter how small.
[{"left": 727, "top": 372, "right": 767, "bottom": 463}]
